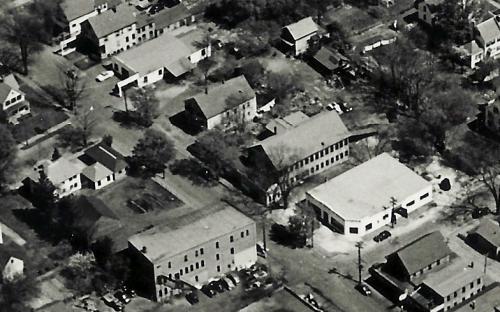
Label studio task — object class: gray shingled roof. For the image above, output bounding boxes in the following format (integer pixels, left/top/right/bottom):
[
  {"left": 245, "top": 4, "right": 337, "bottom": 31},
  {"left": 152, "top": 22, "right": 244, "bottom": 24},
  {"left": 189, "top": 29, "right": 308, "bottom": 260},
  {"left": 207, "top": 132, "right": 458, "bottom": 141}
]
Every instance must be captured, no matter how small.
[
  {"left": 252, "top": 110, "right": 350, "bottom": 169},
  {"left": 391, "top": 231, "right": 452, "bottom": 276},
  {"left": 87, "top": 3, "right": 136, "bottom": 38},
  {"left": 153, "top": 2, "right": 190, "bottom": 29},
  {"left": 189, "top": 75, "right": 255, "bottom": 119},
  {"left": 84, "top": 143, "right": 127, "bottom": 173}
]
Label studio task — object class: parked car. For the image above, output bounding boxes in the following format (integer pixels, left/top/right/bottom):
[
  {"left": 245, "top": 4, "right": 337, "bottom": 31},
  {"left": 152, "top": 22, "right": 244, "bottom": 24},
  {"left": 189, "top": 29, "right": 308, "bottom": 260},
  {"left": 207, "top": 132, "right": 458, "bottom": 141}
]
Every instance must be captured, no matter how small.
[
  {"left": 356, "top": 283, "right": 372, "bottom": 296},
  {"left": 227, "top": 273, "right": 240, "bottom": 285},
  {"left": 252, "top": 270, "right": 268, "bottom": 280},
  {"left": 96, "top": 70, "right": 114, "bottom": 82},
  {"left": 326, "top": 102, "right": 343, "bottom": 114},
  {"left": 148, "top": 3, "right": 163, "bottom": 14},
  {"left": 102, "top": 293, "right": 123, "bottom": 311},
  {"left": 121, "top": 285, "right": 136, "bottom": 297},
  {"left": 472, "top": 207, "right": 491, "bottom": 219},
  {"left": 209, "top": 280, "right": 225, "bottom": 293},
  {"left": 245, "top": 281, "right": 262, "bottom": 292},
  {"left": 338, "top": 102, "right": 353, "bottom": 113},
  {"left": 201, "top": 284, "right": 216, "bottom": 297},
  {"left": 185, "top": 291, "right": 199, "bottom": 304},
  {"left": 114, "top": 291, "right": 131, "bottom": 304},
  {"left": 222, "top": 277, "right": 235, "bottom": 290},
  {"left": 373, "top": 230, "right": 391, "bottom": 242}
]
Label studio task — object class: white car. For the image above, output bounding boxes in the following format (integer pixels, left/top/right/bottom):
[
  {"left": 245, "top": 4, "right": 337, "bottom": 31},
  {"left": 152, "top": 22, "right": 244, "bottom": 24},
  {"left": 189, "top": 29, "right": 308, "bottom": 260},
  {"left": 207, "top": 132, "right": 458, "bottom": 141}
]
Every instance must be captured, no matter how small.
[
  {"left": 326, "top": 102, "right": 343, "bottom": 114},
  {"left": 96, "top": 70, "right": 114, "bottom": 82}
]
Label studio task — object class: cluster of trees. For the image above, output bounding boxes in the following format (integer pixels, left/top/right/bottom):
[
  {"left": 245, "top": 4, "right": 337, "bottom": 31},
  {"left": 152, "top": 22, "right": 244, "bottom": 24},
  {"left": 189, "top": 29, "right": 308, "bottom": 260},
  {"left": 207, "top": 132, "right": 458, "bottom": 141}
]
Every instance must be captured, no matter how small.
[
  {"left": 129, "top": 128, "right": 175, "bottom": 178},
  {"left": 118, "top": 86, "right": 160, "bottom": 128},
  {"left": 0, "top": 124, "right": 17, "bottom": 192},
  {"left": 0, "top": 0, "right": 62, "bottom": 74},
  {"left": 0, "top": 271, "right": 40, "bottom": 312},
  {"left": 434, "top": 0, "right": 489, "bottom": 46}
]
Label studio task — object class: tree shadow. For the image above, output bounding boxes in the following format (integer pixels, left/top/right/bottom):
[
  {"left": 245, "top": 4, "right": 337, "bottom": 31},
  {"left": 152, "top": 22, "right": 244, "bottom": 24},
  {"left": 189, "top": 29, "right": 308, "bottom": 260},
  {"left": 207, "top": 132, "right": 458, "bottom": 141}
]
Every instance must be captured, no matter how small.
[
  {"left": 269, "top": 223, "right": 305, "bottom": 249},
  {"left": 169, "top": 111, "right": 203, "bottom": 136},
  {"left": 11, "top": 207, "right": 62, "bottom": 245},
  {"left": 327, "top": 267, "right": 356, "bottom": 283}
]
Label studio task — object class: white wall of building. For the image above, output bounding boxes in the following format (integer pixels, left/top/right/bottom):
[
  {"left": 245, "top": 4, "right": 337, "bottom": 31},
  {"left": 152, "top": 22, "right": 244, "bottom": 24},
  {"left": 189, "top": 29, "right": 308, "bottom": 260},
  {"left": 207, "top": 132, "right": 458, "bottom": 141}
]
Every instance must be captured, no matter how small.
[
  {"left": 307, "top": 184, "right": 433, "bottom": 237},
  {"left": 99, "top": 24, "right": 138, "bottom": 59},
  {"left": 57, "top": 174, "right": 82, "bottom": 197}
]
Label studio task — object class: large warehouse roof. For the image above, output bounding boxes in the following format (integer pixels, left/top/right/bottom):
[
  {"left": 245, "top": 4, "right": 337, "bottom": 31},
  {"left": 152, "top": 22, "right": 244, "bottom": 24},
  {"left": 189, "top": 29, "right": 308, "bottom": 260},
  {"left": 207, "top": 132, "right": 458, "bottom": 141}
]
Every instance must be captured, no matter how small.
[{"left": 307, "top": 153, "right": 431, "bottom": 221}]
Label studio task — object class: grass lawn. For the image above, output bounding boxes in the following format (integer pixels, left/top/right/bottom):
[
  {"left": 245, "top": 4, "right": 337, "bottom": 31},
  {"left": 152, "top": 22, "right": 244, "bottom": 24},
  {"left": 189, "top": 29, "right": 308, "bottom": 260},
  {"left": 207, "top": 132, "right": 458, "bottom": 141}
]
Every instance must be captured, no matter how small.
[
  {"left": 95, "top": 177, "right": 183, "bottom": 217},
  {"left": 324, "top": 5, "right": 378, "bottom": 35},
  {"left": 11, "top": 82, "right": 69, "bottom": 144}
]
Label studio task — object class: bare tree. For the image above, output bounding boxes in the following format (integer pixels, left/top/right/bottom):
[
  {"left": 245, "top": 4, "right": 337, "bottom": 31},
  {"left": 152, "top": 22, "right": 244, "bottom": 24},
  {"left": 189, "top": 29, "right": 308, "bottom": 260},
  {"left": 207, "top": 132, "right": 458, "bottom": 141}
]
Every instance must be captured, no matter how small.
[
  {"left": 0, "top": 10, "right": 44, "bottom": 75},
  {"left": 348, "top": 131, "right": 392, "bottom": 166},
  {"left": 267, "top": 145, "right": 301, "bottom": 209},
  {"left": 197, "top": 58, "right": 217, "bottom": 92},
  {"left": 75, "top": 105, "right": 97, "bottom": 147},
  {"left": 60, "top": 68, "right": 87, "bottom": 113}
]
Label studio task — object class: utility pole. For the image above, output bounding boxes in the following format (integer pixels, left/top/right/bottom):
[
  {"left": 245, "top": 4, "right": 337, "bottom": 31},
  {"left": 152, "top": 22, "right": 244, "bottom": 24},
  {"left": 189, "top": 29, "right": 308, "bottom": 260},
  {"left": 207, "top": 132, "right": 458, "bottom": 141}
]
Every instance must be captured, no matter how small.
[
  {"left": 356, "top": 241, "right": 364, "bottom": 286},
  {"left": 484, "top": 252, "right": 488, "bottom": 274},
  {"left": 390, "top": 196, "right": 398, "bottom": 228}
]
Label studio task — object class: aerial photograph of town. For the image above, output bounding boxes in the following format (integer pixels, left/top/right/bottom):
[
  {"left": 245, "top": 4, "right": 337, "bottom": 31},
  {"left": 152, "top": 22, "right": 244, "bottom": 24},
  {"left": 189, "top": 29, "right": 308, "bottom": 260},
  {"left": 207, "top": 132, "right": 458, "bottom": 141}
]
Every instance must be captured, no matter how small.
[{"left": 1, "top": 0, "right": 500, "bottom": 311}]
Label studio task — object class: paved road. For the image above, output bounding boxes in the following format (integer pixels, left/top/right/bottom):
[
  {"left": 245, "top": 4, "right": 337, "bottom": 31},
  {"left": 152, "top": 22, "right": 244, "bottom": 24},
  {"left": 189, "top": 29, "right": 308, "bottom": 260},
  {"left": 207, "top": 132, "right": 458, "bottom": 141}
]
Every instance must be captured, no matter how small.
[{"left": 0, "top": 222, "right": 26, "bottom": 246}]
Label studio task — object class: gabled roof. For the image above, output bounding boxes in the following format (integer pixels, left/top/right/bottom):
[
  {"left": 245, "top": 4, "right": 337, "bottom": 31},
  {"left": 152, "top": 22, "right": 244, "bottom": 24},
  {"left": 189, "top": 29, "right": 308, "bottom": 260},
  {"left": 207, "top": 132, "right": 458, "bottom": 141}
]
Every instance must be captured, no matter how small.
[
  {"left": 61, "top": 0, "right": 95, "bottom": 21},
  {"left": 84, "top": 143, "right": 127, "bottom": 173},
  {"left": 44, "top": 158, "right": 82, "bottom": 185},
  {"left": 252, "top": 110, "right": 349, "bottom": 169},
  {"left": 307, "top": 153, "right": 432, "bottom": 221},
  {"left": 474, "top": 218, "right": 500, "bottom": 247},
  {"left": 87, "top": 3, "right": 136, "bottom": 38},
  {"left": 422, "top": 258, "right": 483, "bottom": 297},
  {"left": 128, "top": 204, "right": 255, "bottom": 263},
  {"left": 0, "top": 83, "right": 13, "bottom": 103},
  {"left": 153, "top": 2, "right": 190, "bottom": 29},
  {"left": 113, "top": 32, "right": 193, "bottom": 76},
  {"left": 476, "top": 16, "right": 500, "bottom": 44},
  {"left": 390, "top": 231, "right": 452, "bottom": 276},
  {"left": 283, "top": 17, "right": 318, "bottom": 41},
  {"left": 73, "top": 196, "right": 121, "bottom": 240},
  {"left": 312, "top": 47, "right": 349, "bottom": 71},
  {"left": 82, "top": 162, "right": 113, "bottom": 182},
  {"left": 188, "top": 75, "right": 256, "bottom": 119},
  {"left": 0, "top": 74, "right": 21, "bottom": 103},
  {"left": 265, "top": 111, "right": 310, "bottom": 133}
]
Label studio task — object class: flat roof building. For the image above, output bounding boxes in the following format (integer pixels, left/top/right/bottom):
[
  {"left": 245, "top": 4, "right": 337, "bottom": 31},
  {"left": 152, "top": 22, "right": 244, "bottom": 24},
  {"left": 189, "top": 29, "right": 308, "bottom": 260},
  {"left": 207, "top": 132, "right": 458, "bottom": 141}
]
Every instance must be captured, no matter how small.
[
  {"left": 128, "top": 204, "right": 257, "bottom": 302},
  {"left": 306, "top": 153, "right": 433, "bottom": 236}
]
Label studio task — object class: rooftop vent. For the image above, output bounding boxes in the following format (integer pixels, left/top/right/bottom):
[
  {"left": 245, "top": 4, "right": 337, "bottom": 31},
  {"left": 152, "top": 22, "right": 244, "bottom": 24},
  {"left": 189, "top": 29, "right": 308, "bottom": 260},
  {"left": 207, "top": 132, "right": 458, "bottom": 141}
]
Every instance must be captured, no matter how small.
[{"left": 141, "top": 246, "right": 147, "bottom": 253}]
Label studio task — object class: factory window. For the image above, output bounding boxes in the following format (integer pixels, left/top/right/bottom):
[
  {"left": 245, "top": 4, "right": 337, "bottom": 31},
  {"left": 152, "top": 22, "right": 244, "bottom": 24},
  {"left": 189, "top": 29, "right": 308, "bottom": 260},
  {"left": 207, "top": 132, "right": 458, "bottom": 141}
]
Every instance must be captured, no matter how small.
[
  {"left": 216, "top": 241, "right": 219, "bottom": 248},
  {"left": 420, "top": 193, "right": 429, "bottom": 200},
  {"left": 190, "top": 264, "right": 194, "bottom": 271},
  {"left": 168, "top": 262, "right": 171, "bottom": 268},
  {"left": 365, "top": 223, "right": 372, "bottom": 231},
  {"left": 196, "top": 262, "right": 199, "bottom": 269},
  {"left": 246, "top": 229, "right": 249, "bottom": 236},
  {"left": 201, "top": 260, "right": 205, "bottom": 267},
  {"left": 217, "top": 265, "right": 220, "bottom": 272},
  {"left": 230, "top": 248, "right": 234, "bottom": 254},
  {"left": 349, "top": 227, "right": 358, "bottom": 234},
  {"left": 195, "top": 276, "right": 199, "bottom": 282},
  {"left": 200, "top": 248, "right": 204, "bottom": 255},
  {"left": 230, "top": 235, "right": 234, "bottom": 242},
  {"left": 184, "top": 255, "right": 188, "bottom": 262},
  {"left": 406, "top": 200, "right": 415, "bottom": 206},
  {"left": 195, "top": 250, "right": 198, "bottom": 257},
  {"left": 216, "top": 254, "right": 220, "bottom": 261}
]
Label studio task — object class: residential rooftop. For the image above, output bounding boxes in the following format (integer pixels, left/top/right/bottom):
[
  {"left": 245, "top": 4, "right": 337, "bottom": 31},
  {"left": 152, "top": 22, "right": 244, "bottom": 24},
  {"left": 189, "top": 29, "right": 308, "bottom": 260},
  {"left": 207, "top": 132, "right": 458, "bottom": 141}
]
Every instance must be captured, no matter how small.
[
  {"left": 312, "top": 47, "right": 349, "bottom": 71},
  {"left": 283, "top": 16, "right": 318, "bottom": 41},
  {"left": 254, "top": 110, "right": 350, "bottom": 168},
  {"left": 422, "top": 258, "right": 483, "bottom": 297},
  {"left": 87, "top": 3, "right": 136, "bottom": 38},
  {"left": 153, "top": 2, "right": 191, "bottom": 29},
  {"left": 307, "top": 153, "right": 430, "bottom": 220},
  {"left": 473, "top": 218, "right": 500, "bottom": 247},
  {"left": 113, "top": 32, "right": 194, "bottom": 76},
  {"left": 390, "top": 231, "right": 453, "bottom": 276},
  {"left": 190, "top": 75, "right": 256, "bottom": 119},
  {"left": 43, "top": 157, "right": 84, "bottom": 185},
  {"left": 84, "top": 143, "right": 127, "bottom": 172},
  {"left": 128, "top": 204, "right": 255, "bottom": 263},
  {"left": 476, "top": 16, "right": 500, "bottom": 44}
]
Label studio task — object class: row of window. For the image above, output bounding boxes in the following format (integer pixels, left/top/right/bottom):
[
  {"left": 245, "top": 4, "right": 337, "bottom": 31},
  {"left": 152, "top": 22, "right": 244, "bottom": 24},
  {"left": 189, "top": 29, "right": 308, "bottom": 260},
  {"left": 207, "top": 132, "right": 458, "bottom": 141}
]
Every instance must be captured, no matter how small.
[
  {"left": 290, "top": 151, "right": 349, "bottom": 184},
  {"left": 291, "top": 139, "right": 348, "bottom": 171},
  {"left": 170, "top": 260, "right": 206, "bottom": 280},
  {"left": 4, "top": 94, "right": 23, "bottom": 107}
]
